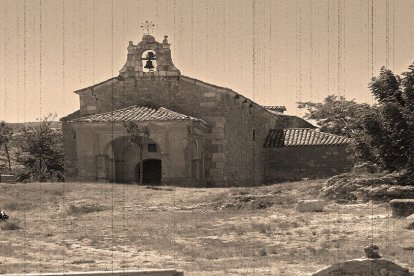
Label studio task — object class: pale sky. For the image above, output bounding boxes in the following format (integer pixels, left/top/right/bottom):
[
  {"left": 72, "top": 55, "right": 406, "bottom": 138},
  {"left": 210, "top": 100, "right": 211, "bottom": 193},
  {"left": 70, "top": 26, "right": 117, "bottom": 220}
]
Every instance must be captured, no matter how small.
[{"left": 1, "top": 0, "right": 414, "bottom": 123}]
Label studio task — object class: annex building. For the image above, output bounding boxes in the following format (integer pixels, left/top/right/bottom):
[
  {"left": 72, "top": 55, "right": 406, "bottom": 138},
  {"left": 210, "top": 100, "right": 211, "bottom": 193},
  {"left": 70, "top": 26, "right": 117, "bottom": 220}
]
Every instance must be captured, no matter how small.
[{"left": 61, "top": 34, "right": 352, "bottom": 186}]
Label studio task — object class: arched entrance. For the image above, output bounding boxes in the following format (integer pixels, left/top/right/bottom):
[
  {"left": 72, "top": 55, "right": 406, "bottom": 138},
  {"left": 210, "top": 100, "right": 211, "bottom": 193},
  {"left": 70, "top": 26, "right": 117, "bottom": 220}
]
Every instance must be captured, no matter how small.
[
  {"left": 135, "top": 159, "right": 162, "bottom": 185},
  {"left": 106, "top": 136, "right": 162, "bottom": 183}
]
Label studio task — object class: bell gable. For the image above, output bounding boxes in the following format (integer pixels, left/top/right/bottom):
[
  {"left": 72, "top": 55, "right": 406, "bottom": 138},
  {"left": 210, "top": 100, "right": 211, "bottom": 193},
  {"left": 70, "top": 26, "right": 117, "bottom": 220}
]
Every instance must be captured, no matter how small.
[{"left": 119, "top": 34, "right": 180, "bottom": 78}]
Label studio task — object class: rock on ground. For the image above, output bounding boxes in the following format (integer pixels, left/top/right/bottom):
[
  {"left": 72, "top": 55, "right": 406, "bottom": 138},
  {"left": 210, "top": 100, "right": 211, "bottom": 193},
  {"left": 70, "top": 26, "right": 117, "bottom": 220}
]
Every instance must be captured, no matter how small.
[
  {"left": 296, "top": 200, "right": 325, "bottom": 212},
  {"left": 390, "top": 199, "right": 414, "bottom": 217},
  {"left": 312, "top": 258, "right": 411, "bottom": 276},
  {"left": 323, "top": 174, "right": 414, "bottom": 202}
]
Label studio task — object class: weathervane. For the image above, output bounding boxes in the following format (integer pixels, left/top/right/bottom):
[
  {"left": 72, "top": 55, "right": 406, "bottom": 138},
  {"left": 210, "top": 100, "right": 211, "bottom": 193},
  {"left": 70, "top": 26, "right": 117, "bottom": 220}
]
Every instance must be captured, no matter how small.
[{"left": 141, "top": 21, "right": 155, "bottom": 35}]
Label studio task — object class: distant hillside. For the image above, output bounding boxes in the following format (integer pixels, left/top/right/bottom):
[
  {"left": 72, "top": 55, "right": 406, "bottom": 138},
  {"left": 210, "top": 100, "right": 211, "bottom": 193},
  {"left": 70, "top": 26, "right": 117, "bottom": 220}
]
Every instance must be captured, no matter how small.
[{"left": 7, "top": 121, "right": 62, "bottom": 132}]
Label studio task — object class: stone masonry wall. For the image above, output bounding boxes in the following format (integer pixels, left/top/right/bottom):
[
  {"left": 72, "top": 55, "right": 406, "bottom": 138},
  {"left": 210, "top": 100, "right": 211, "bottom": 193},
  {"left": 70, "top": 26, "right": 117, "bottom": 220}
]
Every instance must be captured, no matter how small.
[
  {"left": 73, "top": 74, "right": 316, "bottom": 186},
  {"left": 71, "top": 120, "right": 202, "bottom": 185},
  {"left": 60, "top": 110, "right": 80, "bottom": 181},
  {"left": 181, "top": 77, "right": 286, "bottom": 186},
  {"left": 76, "top": 76, "right": 228, "bottom": 185},
  {"left": 264, "top": 145, "right": 353, "bottom": 183},
  {"left": 223, "top": 95, "right": 276, "bottom": 186}
]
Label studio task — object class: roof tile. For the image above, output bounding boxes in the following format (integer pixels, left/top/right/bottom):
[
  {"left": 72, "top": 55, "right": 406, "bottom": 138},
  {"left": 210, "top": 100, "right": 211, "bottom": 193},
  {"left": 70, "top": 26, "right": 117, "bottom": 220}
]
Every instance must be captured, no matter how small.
[
  {"left": 264, "top": 128, "right": 350, "bottom": 147},
  {"left": 70, "top": 106, "right": 206, "bottom": 123}
]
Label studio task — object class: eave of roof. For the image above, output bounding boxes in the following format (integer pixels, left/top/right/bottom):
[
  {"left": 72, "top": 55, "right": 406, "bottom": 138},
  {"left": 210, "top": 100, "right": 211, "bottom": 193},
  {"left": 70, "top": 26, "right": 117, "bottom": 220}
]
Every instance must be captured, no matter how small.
[
  {"left": 264, "top": 128, "right": 350, "bottom": 147},
  {"left": 60, "top": 110, "right": 80, "bottom": 122},
  {"left": 74, "top": 77, "right": 119, "bottom": 95},
  {"left": 263, "top": 105, "right": 287, "bottom": 113}
]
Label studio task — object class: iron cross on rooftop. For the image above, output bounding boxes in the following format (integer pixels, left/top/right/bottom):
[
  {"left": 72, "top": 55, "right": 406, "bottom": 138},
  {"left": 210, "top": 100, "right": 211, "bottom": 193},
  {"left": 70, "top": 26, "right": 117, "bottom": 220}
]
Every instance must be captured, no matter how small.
[{"left": 141, "top": 21, "right": 155, "bottom": 35}]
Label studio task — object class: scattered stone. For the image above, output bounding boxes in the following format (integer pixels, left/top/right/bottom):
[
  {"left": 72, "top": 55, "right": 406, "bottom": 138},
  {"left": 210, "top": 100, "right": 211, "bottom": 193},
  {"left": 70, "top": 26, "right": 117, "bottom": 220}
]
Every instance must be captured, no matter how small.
[
  {"left": 363, "top": 186, "right": 414, "bottom": 201},
  {"left": 364, "top": 244, "right": 381, "bottom": 259},
  {"left": 323, "top": 174, "right": 414, "bottom": 202},
  {"left": 406, "top": 214, "right": 414, "bottom": 221},
  {"left": 0, "top": 210, "right": 9, "bottom": 221},
  {"left": 350, "top": 190, "right": 366, "bottom": 201},
  {"left": 389, "top": 199, "right": 414, "bottom": 217},
  {"left": 312, "top": 258, "right": 411, "bottom": 276},
  {"left": 352, "top": 162, "right": 379, "bottom": 174},
  {"left": 406, "top": 221, "right": 414, "bottom": 230},
  {"left": 407, "top": 215, "right": 414, "bottom": 229},
  {"left": 313, "top": 246, "right": 411, "bottom": 276},
  {"left": 296, "top": 200, "right": 325, "bottom": 212}
]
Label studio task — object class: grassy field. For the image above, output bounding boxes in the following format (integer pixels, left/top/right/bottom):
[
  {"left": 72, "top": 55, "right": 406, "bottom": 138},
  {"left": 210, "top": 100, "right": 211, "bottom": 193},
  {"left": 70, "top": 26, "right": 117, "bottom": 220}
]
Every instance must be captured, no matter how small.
[{"left": 0, "top": 179, "right": 413, "bottom": 275}]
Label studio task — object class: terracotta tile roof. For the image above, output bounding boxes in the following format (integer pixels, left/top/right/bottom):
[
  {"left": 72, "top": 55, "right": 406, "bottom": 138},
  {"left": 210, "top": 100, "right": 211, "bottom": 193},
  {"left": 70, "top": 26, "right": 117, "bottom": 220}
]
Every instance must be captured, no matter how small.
[
  {"left": 262, "top": 105, "right": 287, "bottom": 114},
  {"left": 264, "top": 128, "right": 350, "bottom": 147},
  {"left": 70, "top": 106, "right": 206, "bottom": 123}
]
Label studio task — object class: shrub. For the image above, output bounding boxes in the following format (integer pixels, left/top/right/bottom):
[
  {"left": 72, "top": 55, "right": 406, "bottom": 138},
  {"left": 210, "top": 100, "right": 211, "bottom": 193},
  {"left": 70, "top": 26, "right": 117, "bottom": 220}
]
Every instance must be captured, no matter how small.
[
  {"left": 251, "top": 223, "right": 272, "bottom": 234},
  {"left": 17, "top": 114, "right": 64, "bottom": 182},
  {"left": 15, "top": 168, "right": 32, "bottom": 183},
  {"left": 67, "top": 203, "right": 106, "bottom": 215},
  {"left": 258, "top": 248, "right": 267, "bottom": 256},
  {"left": 1, "top": 221, "right": 22, "bottom": 231},
  {"left": 3, "top": 202, "right": 18, "bottom": 211}
]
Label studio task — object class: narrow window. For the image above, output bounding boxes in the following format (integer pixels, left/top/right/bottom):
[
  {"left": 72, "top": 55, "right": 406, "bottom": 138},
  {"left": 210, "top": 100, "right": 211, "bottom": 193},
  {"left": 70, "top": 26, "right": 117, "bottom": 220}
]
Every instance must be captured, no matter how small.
[
  {"left": 252, "top": 129, "right": 256, "bottom": 141},
  {"left": 148, "top": 144, "right": 157, "bottom": 152}
]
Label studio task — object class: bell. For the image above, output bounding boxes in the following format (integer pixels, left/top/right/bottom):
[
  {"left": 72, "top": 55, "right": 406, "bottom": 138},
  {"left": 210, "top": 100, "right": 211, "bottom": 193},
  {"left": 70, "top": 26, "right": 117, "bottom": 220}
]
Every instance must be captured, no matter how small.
[
  {"left": 144, "top": 60, "right": 155, "bottom": 70},
  {"left": 146, "top": 51, "right": 156, "bottom": 60}
]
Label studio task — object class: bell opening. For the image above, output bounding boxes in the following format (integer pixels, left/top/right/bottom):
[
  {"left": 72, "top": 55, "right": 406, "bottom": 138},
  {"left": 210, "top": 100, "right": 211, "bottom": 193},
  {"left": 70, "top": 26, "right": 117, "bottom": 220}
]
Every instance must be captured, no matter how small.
[{"left": 142, "top": 50, "right": 157, "bottom": 72}]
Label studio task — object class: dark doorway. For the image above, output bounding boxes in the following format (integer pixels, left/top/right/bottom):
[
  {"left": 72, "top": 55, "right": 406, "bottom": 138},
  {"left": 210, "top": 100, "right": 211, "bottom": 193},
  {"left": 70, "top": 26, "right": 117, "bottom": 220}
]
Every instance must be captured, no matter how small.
[{"left": 135, "top": 159, "right": 162, "bottom": 185}]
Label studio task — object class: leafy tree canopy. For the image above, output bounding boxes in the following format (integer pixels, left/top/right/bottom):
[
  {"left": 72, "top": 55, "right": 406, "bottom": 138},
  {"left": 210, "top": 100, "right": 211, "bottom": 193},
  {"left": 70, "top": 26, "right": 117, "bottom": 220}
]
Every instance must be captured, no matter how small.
[
  {"left": 0, "top": 121, "right": 13, "bottom": 173},
  {"left": 366, "top": 66, "right": 414, "bottom": 176},
  {"left": 0, "top": 121, "right": 12, "bottom": 146},
  {"left": 297, "top": 95, "right": 374, "bottom": 137},
  {"left": 298, "top": 64, "right": 414, "bottom": 179},
  {"left": 18, "top": 114, "right": 64, "bottom": 182}
]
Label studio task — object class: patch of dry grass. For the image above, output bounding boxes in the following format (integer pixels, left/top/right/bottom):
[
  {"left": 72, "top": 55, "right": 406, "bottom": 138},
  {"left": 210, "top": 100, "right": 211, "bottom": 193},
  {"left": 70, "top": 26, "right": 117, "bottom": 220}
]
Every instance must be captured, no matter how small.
[
  {"left": 0, "top": 180, "right": 412, "bottom": 275},
  {"left": 67, "top": 203, "right": 107, "bottom": 215},
  {"left": 0, "top": 220, "right": 22, "bottom": 230}
]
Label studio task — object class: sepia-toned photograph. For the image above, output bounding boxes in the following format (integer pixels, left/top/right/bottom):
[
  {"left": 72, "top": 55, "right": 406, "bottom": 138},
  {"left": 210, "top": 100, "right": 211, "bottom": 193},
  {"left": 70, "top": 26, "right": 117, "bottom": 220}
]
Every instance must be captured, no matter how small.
[{"left": 0, "top": 0, "right": 413, "bottom": 275}]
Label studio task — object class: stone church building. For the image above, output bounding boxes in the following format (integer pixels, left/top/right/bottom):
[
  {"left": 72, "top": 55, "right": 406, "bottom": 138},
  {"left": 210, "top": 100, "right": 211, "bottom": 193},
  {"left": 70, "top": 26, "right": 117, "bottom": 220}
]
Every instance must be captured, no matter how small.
[{"left": 61, "top": 34, "right": 352, "bottom": 186}]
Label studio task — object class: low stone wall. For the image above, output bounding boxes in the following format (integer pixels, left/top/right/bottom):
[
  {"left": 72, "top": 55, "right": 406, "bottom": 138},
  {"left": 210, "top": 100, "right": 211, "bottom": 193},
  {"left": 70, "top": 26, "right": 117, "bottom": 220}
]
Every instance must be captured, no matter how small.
[
  {"left": 264, "top": 145, "right": 353, "bottom": 183},
  {"left": 3, "top": 269, "right": 183, "bottom": 276},
  {"left": 0, "top": 174, "right": 17, "bottom": 184},
  {"left": 390, "top": 199, "right": 414, "bottom": 217}
]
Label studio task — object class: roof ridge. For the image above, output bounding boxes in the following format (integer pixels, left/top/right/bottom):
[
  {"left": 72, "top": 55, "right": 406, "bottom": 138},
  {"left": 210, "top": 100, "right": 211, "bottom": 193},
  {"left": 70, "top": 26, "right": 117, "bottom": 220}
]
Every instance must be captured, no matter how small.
[
  {"left": 69, "top": 105, "right": 206, "bottom": 124},
  {"left": 74, "top": 77, "right": 119, "bottom": 94},
  {"left": 181, "top": 75, "right": 279, "bottom": 117}
]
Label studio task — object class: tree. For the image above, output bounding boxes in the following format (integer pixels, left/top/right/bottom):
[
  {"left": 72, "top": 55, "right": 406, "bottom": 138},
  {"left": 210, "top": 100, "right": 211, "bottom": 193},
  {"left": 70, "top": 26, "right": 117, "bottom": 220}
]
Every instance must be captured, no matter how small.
[
  {"left": 298, "top": 95, "right": 379, "bottom": 165},
  {"left": 366, "top": 66, "right": 414, "bottom": 177},
  {"left": 299, "top": 65, "right": 414, "bottom": 179},
  {"left": 123, "top": 121, "right": 150, "bottom": 184},
  {"left": 297, "top": 95, "right": 374, "bottom": 137},
  {"left": 0, "top": 121, "right": 13, "bottom": 173},
  {"left": 18, "top": 114, "right": 64, "bottom": 182}
]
